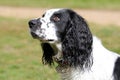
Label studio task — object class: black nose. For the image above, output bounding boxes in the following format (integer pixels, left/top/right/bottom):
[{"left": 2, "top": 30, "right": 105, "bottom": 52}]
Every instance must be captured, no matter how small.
[{"left": 28, "top": 19, "right": 37, "bottom": 28}]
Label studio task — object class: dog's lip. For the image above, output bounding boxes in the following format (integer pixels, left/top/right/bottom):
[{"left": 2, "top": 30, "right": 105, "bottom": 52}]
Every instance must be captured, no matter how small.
[
  {"left": 47, "top": 39, "right": 54, "bottom": 41},
  {"left": 31, "top": 32, "right": 39, "bottom": 39},
  {"left": 39, "top": 39, "right": 55, "bottom": 43}
]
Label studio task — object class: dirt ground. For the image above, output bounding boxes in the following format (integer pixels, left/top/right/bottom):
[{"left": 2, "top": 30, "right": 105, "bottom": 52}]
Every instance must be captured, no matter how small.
[{"left": 0, "top": 6, "right": 120, "bottom": 26}]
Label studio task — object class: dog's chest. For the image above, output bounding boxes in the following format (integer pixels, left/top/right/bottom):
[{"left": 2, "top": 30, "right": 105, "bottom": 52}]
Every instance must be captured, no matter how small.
[
  {"left": 60, "top": 70, "right": 94, "bottom": 80},
  {"left": 56, "top": 66, "right": 94, "bottom": 80},
  {"left": 56, "top": 67, "right": 113, "bottom": 80}
]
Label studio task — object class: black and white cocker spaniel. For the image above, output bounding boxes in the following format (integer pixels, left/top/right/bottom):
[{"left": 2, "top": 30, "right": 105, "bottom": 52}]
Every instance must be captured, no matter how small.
[{"left": 28, "top": 9, "right": 120, "bottom": 80}]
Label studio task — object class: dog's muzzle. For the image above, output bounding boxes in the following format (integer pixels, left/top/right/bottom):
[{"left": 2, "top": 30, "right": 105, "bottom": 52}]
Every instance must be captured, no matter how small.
[
  {"left": 28, "top": 19, "right": 56, "bottom": 42},
  {"left": 28, "top": 19, "right": 42, "bottom": 38}
]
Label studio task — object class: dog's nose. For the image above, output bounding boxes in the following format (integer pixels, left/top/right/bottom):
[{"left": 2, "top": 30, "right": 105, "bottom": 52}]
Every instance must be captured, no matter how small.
[{"left": 28, "top": 20, "right": 37, "bottom": 28}]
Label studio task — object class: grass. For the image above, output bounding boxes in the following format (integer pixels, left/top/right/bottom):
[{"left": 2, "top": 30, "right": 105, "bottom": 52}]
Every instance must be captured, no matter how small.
[
  {"left": 0, "top": 0, "right": 120, "bottom": 10},
  {"left": 0, "top": 16, "right": 120, "bottom": 80}
]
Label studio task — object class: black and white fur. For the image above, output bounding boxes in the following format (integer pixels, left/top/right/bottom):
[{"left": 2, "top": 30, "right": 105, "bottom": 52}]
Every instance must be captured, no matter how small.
[{"left": 28, "top": 9, "right": 120, "bottom": 80}]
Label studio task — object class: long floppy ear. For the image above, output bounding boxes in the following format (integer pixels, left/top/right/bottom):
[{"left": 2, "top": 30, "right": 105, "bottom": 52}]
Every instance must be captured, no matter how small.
[
  {"left": 41, "top": 43, "right": 55, "bottom": 66},
  {"left": 62, "top": 10, "right": 93, "bottom": 68}
]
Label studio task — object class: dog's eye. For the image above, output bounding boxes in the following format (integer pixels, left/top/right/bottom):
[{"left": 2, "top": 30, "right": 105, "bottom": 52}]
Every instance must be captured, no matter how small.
[{"left": 53, "top": 16, "right": 60, "bottom": 22}]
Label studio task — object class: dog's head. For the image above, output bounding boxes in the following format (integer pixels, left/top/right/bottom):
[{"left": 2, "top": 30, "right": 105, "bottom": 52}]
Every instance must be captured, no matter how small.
[
  {"left": 29, "top": 9, "right": 72, "bottom": 43},
  {"left": 29, "top": 9, "right": 93, "bottom": 68}
]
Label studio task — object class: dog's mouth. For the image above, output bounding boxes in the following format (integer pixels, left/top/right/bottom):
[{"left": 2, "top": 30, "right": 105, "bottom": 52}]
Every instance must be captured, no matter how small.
[
  {"left": 31, "top": 32, "right": 39, "bottom": 39},
  {"left": 30, "top": 32, "right": 55, "bottom": 42}
]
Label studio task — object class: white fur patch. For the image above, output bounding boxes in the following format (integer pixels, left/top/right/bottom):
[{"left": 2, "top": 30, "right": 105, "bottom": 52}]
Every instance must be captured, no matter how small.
[{"left": 38, "top": 9, "right": 61, "bottom": 41}]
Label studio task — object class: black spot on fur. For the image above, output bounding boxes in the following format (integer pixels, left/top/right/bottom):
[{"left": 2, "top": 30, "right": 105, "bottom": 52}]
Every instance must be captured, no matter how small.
[{"left": 113, "top": 57, "right": 120, "bottom": 80}]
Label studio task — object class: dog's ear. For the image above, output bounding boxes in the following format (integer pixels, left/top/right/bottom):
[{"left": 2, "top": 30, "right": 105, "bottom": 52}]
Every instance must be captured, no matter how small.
[
  {"left": 41, "top": 43, "right": 55, "bottom": 66},
  {"left": 62, "top": 10, "right": 93, "bottom": 68}
]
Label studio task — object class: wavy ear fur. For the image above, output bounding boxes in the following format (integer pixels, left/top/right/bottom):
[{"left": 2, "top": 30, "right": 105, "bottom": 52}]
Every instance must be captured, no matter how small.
[
  {"left": 62, "top": 10, "right": 93, "bottom": 68},
  {"left": 41, "top": 43, "right": 55, "bottom": 66}
]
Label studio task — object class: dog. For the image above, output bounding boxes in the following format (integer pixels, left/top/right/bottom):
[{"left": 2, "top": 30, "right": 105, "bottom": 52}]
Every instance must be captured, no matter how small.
[{"left": 28, "top": 9, "right": 120, "bottom": 80}]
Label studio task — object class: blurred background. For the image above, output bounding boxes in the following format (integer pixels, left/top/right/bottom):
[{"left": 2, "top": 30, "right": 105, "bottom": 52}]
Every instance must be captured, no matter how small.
[{"left": 0, "top": 0, "right": 120, "bottom": 80}]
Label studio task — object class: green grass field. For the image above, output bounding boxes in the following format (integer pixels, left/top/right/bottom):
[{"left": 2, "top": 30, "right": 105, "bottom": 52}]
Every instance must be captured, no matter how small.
[
  {"left": 0, "top": 0, "right": 120, "bottom": 10},
  {"left": 0, "top": 16, "right": 120, "bottom": 80}
]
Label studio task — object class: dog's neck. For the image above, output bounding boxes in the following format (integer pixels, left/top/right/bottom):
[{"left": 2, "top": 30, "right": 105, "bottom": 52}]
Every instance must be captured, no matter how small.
[
  {"left": 50, "top": 42, "right": 93, "bottom": 79},
  {"left": 50, "top": 43, "right": 63, "bottom": 61},
  {"left": 50, "top": 42, "right": 93, "bottom": 67},
  {"left": 56, "top": 65, "right": 73, "bottom": 80}
]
